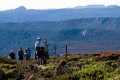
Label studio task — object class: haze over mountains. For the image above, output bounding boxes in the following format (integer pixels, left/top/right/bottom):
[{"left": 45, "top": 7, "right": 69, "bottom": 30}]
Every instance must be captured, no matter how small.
[
  {"left": 0, "top": 5, "right": 120, "bottom": 55},
  {"left": 0, "top": 5, "right": 120, "bottom": 22}
]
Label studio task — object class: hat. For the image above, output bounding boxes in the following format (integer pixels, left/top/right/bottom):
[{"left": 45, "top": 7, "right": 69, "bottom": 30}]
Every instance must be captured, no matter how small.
[
  {"left": 37, "top": 37, "right": 41, "bottom": 40},
  {"left": 43, "top": 40, "right": 47, "bottom": 43},
  {"left": 11, "top": 50, "right": 13, "bottom": 52}
]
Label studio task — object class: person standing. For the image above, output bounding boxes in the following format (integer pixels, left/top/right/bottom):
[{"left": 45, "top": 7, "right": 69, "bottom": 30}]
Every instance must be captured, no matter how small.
[
  {"left": 35, "top": 37, "right": 45, "bottom": 65},
  {"left": 24, "top": 47, "right": 31, "bottom": 66},
  {"left": 24, "top": 47, "right": 31, "bottom": 60},
  {"left": 9, "top": 50, "right": 16, "bottom": 60},
  {"left": 18, "top": 47, "right": 24, "bottom": 63},
  {"left": 43, "top": 40, "right": 49, "bottom": 64}
]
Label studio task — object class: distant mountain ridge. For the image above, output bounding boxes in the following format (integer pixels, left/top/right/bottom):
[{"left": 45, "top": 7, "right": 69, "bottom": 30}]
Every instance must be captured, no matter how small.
[
  {"left": 74, "top": 5, "right": 120, "bottom": 9},
  {"left": 0, "top": 5, "right": 120, "bottom": 22}
]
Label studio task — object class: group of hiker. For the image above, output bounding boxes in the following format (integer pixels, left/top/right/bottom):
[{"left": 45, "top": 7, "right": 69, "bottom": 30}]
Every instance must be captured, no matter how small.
[{"left": 9, "top": 37, "right": 49, "bottom": 65}]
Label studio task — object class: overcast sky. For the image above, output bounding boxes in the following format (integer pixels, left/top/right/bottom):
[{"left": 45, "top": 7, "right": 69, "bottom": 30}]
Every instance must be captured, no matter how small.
[{"left": 0, "top": 0, "right": 120, "bottom": 10}]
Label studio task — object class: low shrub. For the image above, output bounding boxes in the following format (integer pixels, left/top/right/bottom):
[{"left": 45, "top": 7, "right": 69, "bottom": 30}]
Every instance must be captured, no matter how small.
[
  {"left": 0, "top": 69, "right": 5, "bottom": 80},
  {"left": 73, "top": 68, "right": 104, "bottom": 80},
  {"left": 0, "top": 56, "right": 16, "bottom": 64}
]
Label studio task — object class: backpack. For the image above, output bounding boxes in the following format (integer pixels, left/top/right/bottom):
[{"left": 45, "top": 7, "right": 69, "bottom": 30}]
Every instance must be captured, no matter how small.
[
  {"left": 25, "top": 49, "right": 30, "bottom": 57},
  {"left": 18, "top": 50, "right": 23, "bottom": 56}
]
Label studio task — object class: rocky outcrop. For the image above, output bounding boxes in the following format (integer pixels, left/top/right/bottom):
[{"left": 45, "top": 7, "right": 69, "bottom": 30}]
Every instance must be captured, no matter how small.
[{"left": 55, "top": 60, "right": 72, "bottom": 76}]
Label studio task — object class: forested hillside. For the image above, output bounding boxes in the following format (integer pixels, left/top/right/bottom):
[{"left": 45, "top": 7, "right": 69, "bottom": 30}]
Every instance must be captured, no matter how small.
[{"left": 0, "top": 17, "right": 120, "bottom": 55}]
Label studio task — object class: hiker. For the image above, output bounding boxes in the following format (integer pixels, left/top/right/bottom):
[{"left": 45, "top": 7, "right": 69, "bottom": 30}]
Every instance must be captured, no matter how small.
[
  {"left": 24, "top": 47, "right": 31, "bottom": 60},
  {"left": 24, "top": 47, "right": 31, "bottom": 66},
  {"left": 18, "top": 47, "right": 24, "bottom": 63},
  {"left": 9, "top": 50, "right": 16, "bottom": 60},
  {"left": 35, "top": 37, "right": 45, "bottom": 65},
  {"left": 43, "top": 40, "right": 49, "bottom": 65}
]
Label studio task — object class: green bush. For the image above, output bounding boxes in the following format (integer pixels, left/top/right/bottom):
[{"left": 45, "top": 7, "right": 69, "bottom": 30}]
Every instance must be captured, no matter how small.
[
  {"left": 0, "top": 64, "right": 16, "bottom": 69},
  {"left": 0, "top": 56, "right": 16, "bottom": 64},
  {"left": 67, "top": 55, "right": 79, "bottom": 62},
  {"left": 73, "top": 68, "right": 104, "bottom": 80},
  {"left": 55, "top": 74, "right": 75, "bottom": 80},
  {"left": 0, "top": 69, "right": 5, "bottom": 80},
  {"left": 43, "top": 71, "right": 53, "bottom": 78}
]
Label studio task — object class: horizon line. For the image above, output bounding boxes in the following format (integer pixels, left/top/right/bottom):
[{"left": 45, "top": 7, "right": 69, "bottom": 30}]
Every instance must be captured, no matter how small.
[{"left": 0, "top": 4, "right": 120, "bottom": 11}]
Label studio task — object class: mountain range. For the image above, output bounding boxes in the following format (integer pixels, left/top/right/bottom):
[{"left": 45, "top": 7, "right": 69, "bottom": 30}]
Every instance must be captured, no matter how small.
[
  {"left": 0, "top": 17, "right": 120, "bottom": 55},
  {"left": 0, "top": 5, "right": 120, "bottom": 55},
  {"left": 0, "top": 5, "right": 120, "bottom": 22}
]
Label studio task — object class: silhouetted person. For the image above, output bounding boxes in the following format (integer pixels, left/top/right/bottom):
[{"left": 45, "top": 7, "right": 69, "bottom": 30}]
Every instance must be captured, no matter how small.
[
  {"left": 43, "top": 40, "right": 49, "bottom": 65},
  {"left": 9, "top": 50, "right": 16, "bottom": 60},
  {"left": 35, "top": 37, "right": 45, "bottom": 65},
  {"left": 18, "top": 47, "right": 24, "bottom": 63}
]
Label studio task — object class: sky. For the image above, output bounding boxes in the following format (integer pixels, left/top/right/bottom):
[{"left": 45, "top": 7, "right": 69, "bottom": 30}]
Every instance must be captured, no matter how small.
[{"left": 0, "top": 0, "right": 120, "bottom": 10}]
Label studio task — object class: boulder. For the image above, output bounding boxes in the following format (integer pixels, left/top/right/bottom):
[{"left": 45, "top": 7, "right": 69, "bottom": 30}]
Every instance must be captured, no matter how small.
[{"left": 55, "top": 60, "right": 72, "bottom": 76}]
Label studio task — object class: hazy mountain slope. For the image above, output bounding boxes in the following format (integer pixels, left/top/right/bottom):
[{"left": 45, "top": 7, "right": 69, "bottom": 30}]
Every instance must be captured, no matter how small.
[
  {"left": 0, "top": 17, "right": 120, "bottom": 55},
  {"left": 0, "top": 6, "right": 120, "bottom": 22}
]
